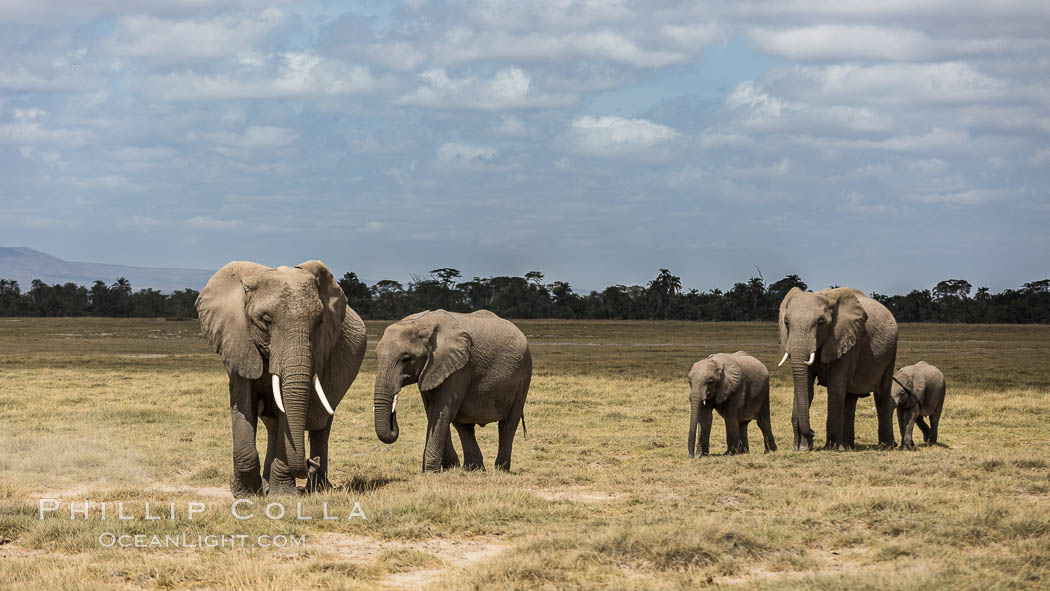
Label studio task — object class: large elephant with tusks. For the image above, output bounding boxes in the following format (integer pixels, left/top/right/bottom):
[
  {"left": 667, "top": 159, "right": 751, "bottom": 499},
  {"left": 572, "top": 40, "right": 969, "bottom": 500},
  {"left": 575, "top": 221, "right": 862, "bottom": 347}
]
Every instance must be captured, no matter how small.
[
  {"left": 196, "top": 261, "right": 366, "bottom": 496},
  {"left": 778, "top": 287, "right": 898, "bottom": 451}
]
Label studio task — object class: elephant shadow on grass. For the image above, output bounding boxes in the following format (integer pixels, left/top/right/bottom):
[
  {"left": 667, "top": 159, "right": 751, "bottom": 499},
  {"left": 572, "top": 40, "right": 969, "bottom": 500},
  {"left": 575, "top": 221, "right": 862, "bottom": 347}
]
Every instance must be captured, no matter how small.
[{"left": 340, "top": 475, "right": 404, "bottom": 493}]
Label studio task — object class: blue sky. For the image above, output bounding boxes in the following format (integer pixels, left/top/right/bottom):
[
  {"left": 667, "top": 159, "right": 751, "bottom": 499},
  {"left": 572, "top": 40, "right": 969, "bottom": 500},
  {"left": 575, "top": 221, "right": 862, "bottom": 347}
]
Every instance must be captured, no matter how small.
[{"left": 2, "top": 1, "right": 1048, "bottom": 294}]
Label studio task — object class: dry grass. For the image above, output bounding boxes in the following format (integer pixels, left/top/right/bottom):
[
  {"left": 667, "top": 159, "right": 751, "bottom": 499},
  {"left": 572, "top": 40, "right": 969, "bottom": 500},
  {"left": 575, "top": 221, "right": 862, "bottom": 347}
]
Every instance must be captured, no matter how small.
[{"left": 1, "top": 318, "right": 1048, "bottom": 589}]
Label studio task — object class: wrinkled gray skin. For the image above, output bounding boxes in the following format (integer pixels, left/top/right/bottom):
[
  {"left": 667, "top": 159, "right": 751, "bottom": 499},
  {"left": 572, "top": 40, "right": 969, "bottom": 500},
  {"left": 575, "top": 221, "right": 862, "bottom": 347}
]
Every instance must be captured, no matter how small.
[
  {"left": 779, "top": 287, "right": 898, "bottom": 451},
  {"left": 373, "top": 310, "right": 531, "bottom": 473},
  {"left": 688, "top": 352, "right": 776, "bottom": 457},
  {"left": 891, "top": 361, "right": 946, "bottom": 449},
  {"left": 196, "top": 261, "right": 366, "bottom": 497}
]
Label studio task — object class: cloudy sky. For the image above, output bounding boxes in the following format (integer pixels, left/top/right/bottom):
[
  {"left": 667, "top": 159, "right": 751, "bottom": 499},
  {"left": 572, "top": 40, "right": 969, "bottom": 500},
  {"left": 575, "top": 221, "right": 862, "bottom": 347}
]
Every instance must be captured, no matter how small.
[{"left": 2, "top": 1, "right": 1048, "bottom": 294}]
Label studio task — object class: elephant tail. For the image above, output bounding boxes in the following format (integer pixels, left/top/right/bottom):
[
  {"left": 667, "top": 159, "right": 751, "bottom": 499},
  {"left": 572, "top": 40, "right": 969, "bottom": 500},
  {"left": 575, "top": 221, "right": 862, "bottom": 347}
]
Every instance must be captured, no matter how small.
[{"left": 521, "top": 414, "right": 527, "bottom": 439}]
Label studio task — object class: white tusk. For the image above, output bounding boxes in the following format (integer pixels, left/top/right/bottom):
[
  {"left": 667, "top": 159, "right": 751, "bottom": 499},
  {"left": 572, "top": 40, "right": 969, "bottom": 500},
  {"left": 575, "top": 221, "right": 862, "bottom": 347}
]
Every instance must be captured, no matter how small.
[
  {"left": 391, "top": 393, "right": 398, "bottom": 414},
  {"left": 271, "top": 374, "right": 285, "bottom": 414},
  {"left": 804, "top": 352, "right": 816, "bottom": 366},
  {"left": 314, "top": 375, "right": 334, "bottom": 415},
  {"left": 778, "top": 352, "right": 789, "bottom": 367}
]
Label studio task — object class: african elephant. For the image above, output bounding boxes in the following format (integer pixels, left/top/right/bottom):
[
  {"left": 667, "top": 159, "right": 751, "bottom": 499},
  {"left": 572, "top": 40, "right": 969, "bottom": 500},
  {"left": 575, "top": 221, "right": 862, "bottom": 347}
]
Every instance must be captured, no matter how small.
[
  {"left": 688, "top": 352, "right": 775, "bottom": 457},
  {"left": 778, "top": 287, "right": 898, "bottom": 451},
  {"left": 196, "top": 261, "right": 366, "bottom": 497},
  {"left": 373, "top": 310, "right": 531, "bottom": 473},
  {"left": 891, "top": 361, "right": 946, "bottom": 449}
]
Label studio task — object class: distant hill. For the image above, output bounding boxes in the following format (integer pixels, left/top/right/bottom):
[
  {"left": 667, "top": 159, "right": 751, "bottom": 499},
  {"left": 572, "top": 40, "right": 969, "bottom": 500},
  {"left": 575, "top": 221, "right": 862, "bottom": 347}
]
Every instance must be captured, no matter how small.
[{"left": 0, "top": 247, "right": 213, "bottom": 293}]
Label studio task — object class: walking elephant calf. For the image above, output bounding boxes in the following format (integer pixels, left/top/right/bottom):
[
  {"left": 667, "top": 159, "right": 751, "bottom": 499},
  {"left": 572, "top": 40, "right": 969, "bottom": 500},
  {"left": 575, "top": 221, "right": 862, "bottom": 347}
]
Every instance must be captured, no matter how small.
[
  {"left": 891, "top": 361, "right": 946, "bottom": 449},
  {"left": 687, "top": 352, "right": 776, "bottom": 457}
]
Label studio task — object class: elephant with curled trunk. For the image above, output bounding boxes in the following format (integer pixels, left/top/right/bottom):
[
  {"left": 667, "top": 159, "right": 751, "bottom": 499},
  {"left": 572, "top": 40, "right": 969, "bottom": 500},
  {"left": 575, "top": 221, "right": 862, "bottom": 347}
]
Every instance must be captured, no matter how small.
[
  {"left": 373, "top": 310, "right": 531, "bottom": 473},
  {"left": 196, "top": 261, "right": 366, "bottom": 497},
  {"left": 688, "top": 352, "right": 775, "bottom": 458},
  {"left": 778, "top": 287, "right": 898, "bottom": 451}
]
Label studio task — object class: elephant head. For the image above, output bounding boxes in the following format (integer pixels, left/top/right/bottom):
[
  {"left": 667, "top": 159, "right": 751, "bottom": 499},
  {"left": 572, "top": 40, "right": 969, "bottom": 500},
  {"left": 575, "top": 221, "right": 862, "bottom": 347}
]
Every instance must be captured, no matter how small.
[
  {"left": 686, "top": 354, "right": 741, "bottom": 458},
  {"left": 196, "top": 260, "right": 346, "bottom": 479},
  {"left": 778, "top": 287, "right": 867, "bottom": 448},
  {"left": 373, "top": 311, "right": 471, "bottom": 444},
  {"left": 891, "top": 365, "right": 925, "bottom": 408}
]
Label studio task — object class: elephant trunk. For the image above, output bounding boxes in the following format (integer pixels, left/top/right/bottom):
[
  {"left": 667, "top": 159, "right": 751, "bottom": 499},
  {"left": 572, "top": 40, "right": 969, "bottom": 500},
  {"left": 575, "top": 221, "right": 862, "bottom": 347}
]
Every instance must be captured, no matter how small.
[
  {"left": 790, "top": 339, "right": 816, "bottom": 451},
  {"left": 373, "top": 361, "right": 400, "bottom": 444},
  {"left": 276, "top": 331, "right": 312, "bottom": 479},
  {"left": 688, "top": 396, "right": 700, "bottom": 458}
]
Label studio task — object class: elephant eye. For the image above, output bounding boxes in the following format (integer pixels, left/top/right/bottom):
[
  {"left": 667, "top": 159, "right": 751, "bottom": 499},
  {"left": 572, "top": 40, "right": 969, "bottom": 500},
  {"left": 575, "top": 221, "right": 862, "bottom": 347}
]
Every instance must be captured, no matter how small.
[
  {"left": 817, "top": 317, "right": 826, "bottom": 324},
  {"left": 401, "top": 354, "right": 411, "bottom": 362},
  {"left": 261, "top": 314, "right": 272, "bottom": 325}
]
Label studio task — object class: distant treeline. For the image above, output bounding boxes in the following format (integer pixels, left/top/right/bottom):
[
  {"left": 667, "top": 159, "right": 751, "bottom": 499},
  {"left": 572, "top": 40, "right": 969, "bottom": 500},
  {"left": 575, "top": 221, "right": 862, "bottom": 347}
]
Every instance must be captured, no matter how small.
[{"left": 1, "top": 271, "right": 1048, "bottom": 323}]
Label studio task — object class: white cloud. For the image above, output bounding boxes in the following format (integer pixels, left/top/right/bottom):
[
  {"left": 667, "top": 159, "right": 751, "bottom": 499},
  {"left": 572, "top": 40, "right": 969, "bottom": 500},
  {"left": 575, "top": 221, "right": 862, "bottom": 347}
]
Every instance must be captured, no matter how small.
[
  {"left": 750, "top": 25, "right": 934, "bottom": 62},
  {"left": 436, "top": 142, "right": 497, "bottom": 163},
  {"left": 0, "top": 110, "right": 90, "bottom": 146},
  {"left": 564, "top": 115, "right": 680, "bottom": 157},
  {"left": 107, "top": 9, "right": 286, "bottom": 59},
  {"left": 145, "top": 53, "right": 377, "bottom": 100},
  {"left": 399, "top": 67, "right": 573, "bottom": 110},
  {"left": 491, "top": 115, "right": 529, "bottom": 136}
]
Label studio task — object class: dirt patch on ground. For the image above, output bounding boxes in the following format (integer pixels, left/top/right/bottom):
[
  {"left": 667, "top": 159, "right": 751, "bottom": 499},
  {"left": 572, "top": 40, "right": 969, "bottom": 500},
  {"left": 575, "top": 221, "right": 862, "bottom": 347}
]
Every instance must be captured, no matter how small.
[
  {"left": 315, "top": 533, "right": 505, "bottom": 588},
  {"left": 534, "top": 488, "right": 620, "bottom": 503},
  {"left": 714, "top": 547, "right": 872, "bottom": 586}
]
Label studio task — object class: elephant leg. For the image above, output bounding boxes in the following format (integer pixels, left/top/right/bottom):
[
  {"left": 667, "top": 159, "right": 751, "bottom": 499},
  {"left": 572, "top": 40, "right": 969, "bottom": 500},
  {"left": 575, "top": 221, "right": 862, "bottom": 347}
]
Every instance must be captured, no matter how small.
[
  {"left": 928, "top": 402, "right": 943, "bottom": 445},
  {"left": 260, "top": 415, "right": 278, "bottom": 493},
  {"left": 699, "top": 406, "right": 714, "bottom": 457},
  {"left": 229, "top": 376, "right": 264, "bottom": 497},
  {"left": 423, "top": 393, "right": 457, "bottom": 472},
  {"left": 442, "top": 428, "right": 460, "bottom": 470},
  {"left": 306, "top": 418, "right": 334, "bottom": 493},
  {"left": 494, "top": 415, "right": 521, "bottom": 472},
  {"left": 454, "top": 422, "right": 484, "bottom": 471},
  {"left": 915, "top": 416, "right": 931, "bottom": 442},
  {"left": 824, "top": 381, "right": 847, "bottom": 450},
  {"left": 842, "top": 395, "right": 859, "bottom": 450},
  {"left": 724, "top": 416, "right": 742, "bottom": 454},
  {"left": 900, "top": 409, "right": 918, "bottom": 449},
  {"left": 758, "top": 399, "right": 776, "bottom": 452},
  {"left": 739, "top": 421, "right": 751, "bottom": 454},
  {"left": 874, "top": 367, "right": 897, "bottom": 448},
  {"left": 896, "top": 407, "right": 907, "bottom": 446}
]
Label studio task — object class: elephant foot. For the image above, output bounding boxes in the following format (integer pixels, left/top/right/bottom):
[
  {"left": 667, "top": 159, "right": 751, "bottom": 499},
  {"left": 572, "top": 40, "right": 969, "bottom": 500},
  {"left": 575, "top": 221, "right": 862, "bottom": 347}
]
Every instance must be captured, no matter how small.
[
  {"left": 463, "top": 461, "right": 485, "bottom": 471},
  {"left": 267, "top": 480, "right": 301, "bottom": 496},
  {"left": 230, "top": 472, "right": 265, "bottom": 498},
  {"left": 267, "top": 458, "right": 302, "bottom": 496},
  {"left": 899, "top": 441, "right": 915, "bottom": 450},
  {"left": 822, "top": 442, "right": 849, "bottom": 451},
  {"left": 876, "top": 440, "right": 897, "bottom": 450}
]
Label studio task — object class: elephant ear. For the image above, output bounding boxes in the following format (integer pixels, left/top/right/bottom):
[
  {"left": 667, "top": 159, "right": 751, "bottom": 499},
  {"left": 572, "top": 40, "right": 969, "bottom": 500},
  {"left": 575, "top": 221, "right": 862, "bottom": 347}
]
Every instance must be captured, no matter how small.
[
  {"left": 196, "top": 261, "right": 269, "bottom": 379},
  {"left": 296, "top": 260, "right": 347, "bottom": 370},
  {"left": 419, "top": 313, "right": 472, "bottom": 392},
  {"left": 316, "top": 306, "right": 368, "bottom": 410},
  {"left": 778, "top": 287, "right": 803, "bottom": 352},
  {"left": 821, "top": 288, "right": 868, "bottom": 364},
  {"left": 715, "top": 355, "right": 742, "bottom": 406}
]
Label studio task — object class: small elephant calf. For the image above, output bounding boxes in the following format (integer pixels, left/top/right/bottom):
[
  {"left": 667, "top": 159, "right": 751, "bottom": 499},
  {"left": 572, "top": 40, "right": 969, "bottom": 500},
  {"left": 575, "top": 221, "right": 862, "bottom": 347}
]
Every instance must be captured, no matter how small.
[
  {"left": 688, "top": 352, "right": 776, "bottom": 457},
  {"left": 891, "top": 361, "right": 946, "bottom": 448}
]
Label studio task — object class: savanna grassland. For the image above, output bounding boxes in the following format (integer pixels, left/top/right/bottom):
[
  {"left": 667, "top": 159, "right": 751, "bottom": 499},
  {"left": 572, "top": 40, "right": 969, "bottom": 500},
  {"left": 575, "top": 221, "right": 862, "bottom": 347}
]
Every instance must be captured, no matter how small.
[{"left": 1, "top": 317, "right": 1049, "bottom": 590}]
